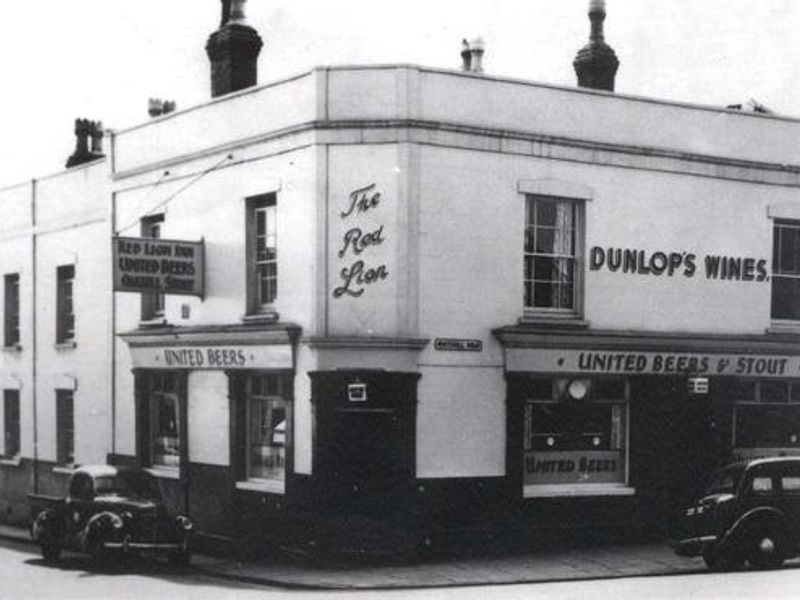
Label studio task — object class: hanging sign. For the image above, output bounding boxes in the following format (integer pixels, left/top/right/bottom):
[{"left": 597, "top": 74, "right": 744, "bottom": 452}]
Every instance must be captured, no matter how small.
[{"left": 113, "top": 236, "right": 205, "bottom": 298}]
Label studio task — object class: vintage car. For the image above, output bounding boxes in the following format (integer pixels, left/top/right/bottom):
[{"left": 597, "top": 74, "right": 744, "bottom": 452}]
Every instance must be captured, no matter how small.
[
  {"left": 674, "top": 456, "right": 800, "bottom": 570},
  {"left": 30, "top": 465, "right": 193, "bottom": 565}
]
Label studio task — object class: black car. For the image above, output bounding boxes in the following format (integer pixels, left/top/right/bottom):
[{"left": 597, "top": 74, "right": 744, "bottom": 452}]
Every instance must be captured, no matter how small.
[
  {"left": 675, "top": 456, "right": 800, "bottom": 570},
  {"left": 30, "top": 465, "right": 193, "bottom": 565}
]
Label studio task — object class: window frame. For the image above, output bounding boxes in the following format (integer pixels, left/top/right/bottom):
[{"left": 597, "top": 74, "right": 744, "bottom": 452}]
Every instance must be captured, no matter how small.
[
  {"left": 522, "top": 194, "right": 586, "bottom": 321},
  {"left": 731, "top": 380, "right": 800, "bottom": 453},
  {"left": 230, "top": 371, "right": 292, "bottom": 494},
  {"left": 3, "top": 273, "right": 20, "bottom": 349},
  {"left": 771, "top": 219, "right": 800, "bottom": 322},
  {"left": 521, "top": 376, "right": 633, "bottom": 498},
  {"left": 56, "top": 265, "right": 76, "bottom": 344},
  {"left": 245, "top": 194, "right": 278, "bottom": 318},
  {"left": 3, "top": 389, "right": 20, "bottom": 459},
  {"left": 140, "top": 214, "right": 166, "bottom": 322},
  {"left": 147, "top": 372, "right": 181, "bottom": 471},
  {"left": 56, "top": 389, "right": 75, "bottom": 466}
]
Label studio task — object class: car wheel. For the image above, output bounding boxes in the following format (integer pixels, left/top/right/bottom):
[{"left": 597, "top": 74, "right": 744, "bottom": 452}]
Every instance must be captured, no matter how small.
[
  {"left": 703, "top": 546, "right": 744, "bottom": 572},
  {"left": 748, "top": 529, "right": 785, "bottom": 569},
  {"left": 41, "top": 542, "right": 61, "bottom": 563}
]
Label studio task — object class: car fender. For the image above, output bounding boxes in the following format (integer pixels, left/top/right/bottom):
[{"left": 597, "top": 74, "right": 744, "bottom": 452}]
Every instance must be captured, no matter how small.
[
  {"left": 80, "top": 512, "right": 124, "bottom": 552},
  {"left": 30, "top": 509, "right": 64, "bottom": 544},
  {"left": 719, "top": 506, "right": 786, "bottom": 551}
]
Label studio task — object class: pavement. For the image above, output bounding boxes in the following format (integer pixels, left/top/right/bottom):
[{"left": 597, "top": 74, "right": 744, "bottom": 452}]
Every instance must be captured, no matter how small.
[{"left": 0, "top": 522, "right": 717, "bottom": 590}]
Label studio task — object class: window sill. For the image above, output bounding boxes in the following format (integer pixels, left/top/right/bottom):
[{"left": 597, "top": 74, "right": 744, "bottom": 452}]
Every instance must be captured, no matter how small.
[
  {"left": 524, "top": 484, "right": 635, "bottom": 498},
  {"left": 236, "top": 479, "right": 285, "bottom": 495},
  {"left": 139, "top": 317, "right": 169, "bottom": 328},
  {"left": 766, "top": 322, "right": 800, "bottom": 335},
  {"left": 1, "top": 344, "right": 22, "bottom": 353},
  {"left": 54, "top": 341, "right": 77, "bottom": 351},
  {"left": 518, "top": 315, "right": 589, "bottom": 329},
  {"left": 241, "top": 311, "right": 280, "bottom": 325},
  {"left": 52, "top": 465, "right": 76, "bottom": 475},
  {"left": 0, "top": 456, "right": 21, "bottom": 467},
  {"left": 146, "top": 467, "right": 181, "bottom": 480}
]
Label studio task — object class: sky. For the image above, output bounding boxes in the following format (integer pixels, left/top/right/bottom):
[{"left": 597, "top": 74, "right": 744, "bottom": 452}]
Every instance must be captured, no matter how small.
[{"left": 1, "top": 0, "right": 799, "bottom": 187}]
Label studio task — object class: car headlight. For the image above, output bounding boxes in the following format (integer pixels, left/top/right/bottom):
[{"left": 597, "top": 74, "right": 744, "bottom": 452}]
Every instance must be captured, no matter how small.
[
  {"left": 108, "top": 513, "right": 124, "bottom": 529},
  {"left": 176, "top": 515, "right": 193, "bottom": 531}
]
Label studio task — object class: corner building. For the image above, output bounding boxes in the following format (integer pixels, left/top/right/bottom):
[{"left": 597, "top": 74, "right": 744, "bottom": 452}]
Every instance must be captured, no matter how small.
[{"left": 104, "top": 64, "right": 800, "bottom": 553}]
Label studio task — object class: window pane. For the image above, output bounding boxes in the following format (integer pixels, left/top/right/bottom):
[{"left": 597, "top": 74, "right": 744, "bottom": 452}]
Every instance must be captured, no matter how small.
[
  {"left": 777, "top": 226, "right": 800, "bottom": 274},
  {"left": 735, "top": 405, "right": 800, "bottom": 448},
  {"left": 246, "top": 375, "right": 286, "bottom": 482},
  {"left": 536, "top": 200, "right": 558, "bottom": 227},
  {"left": 4, "top": 390, "right": 20, "bottom": 457},
  {"left": 57, "top": 391, "right": 74, "bottom": 465},
  {"left": 761, "top": 382, "right": 788, "bottom": 403},
  {"left": 771, "top": 276, "right": 800, "bottom": 320}
]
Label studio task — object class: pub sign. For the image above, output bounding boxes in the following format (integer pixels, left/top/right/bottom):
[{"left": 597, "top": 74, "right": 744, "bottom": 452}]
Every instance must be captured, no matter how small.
[{"left": 113, "top": 236, "right": 205, "bottom": 298}]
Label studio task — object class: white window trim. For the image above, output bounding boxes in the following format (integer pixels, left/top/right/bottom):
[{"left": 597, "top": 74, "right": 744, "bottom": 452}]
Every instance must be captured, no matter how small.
[
  {"left": 235, "top": 479, "right": 285, "bottom": 495},
  {"left": 0, "top": 456, "right": 22, "bottom": 467},
  {"left": 524, "top": 483, "right": 635, "bottom": 498}
]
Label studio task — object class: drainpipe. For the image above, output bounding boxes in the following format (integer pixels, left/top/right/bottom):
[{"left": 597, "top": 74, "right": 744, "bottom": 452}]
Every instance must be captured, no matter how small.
[{"left": 31, "top": 179, "right": 38, "bottom": 494}]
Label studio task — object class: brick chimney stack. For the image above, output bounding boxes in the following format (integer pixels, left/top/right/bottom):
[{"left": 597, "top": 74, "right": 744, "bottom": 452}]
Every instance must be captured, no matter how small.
[
  {"left": 66, "top": 119, "right": 104, "bottom": 168},
  {"left": 573, "top": 0, "right": 620, "bottom": 92},
  {"left": 206, "top": 0, "right": 264, "bottom": 98}
]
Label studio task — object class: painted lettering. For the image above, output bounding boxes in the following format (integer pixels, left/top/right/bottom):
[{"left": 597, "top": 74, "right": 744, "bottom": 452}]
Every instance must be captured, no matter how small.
[
  {"left": 340, "top": 183, "right": 381, "bottom": 219},
  {"left": 337, "top": 225, "right": 385, "bottom": 258}
]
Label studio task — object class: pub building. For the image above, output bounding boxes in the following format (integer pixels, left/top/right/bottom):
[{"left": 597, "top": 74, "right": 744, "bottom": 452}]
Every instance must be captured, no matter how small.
[{"left": 3, "top": 0, "right": 800, "bottom": 556}]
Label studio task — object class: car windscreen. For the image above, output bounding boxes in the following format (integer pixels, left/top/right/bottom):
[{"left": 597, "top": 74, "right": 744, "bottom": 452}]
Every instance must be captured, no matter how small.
[
  {"left": 706, "top": 466, "right": 744, "bottom": 495},
  {"left": 94, "top": 473, "right": 161, "bottom": 500}
]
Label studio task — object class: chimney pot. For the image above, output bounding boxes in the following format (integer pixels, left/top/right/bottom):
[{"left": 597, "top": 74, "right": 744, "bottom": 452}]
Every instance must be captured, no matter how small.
[
  {"left": 206, "top": 0, "right": 264, "bottom": 97},
  {"left": 573, "top": 0, "right": 619, "bottom": 91}
]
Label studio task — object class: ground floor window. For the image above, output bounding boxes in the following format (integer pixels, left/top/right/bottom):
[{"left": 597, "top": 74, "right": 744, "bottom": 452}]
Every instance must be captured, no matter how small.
[
  {"left": 148, "top": 373, "right": 181, "bottom": 469},
  {"left": 730, "top": 380, "right": 800, "bottom": 459},
  {"left": 245, "top": 374, "right": 288, "bottom": 482},
  {"left": 523, "top": 377, "right": 628, "bottom": 489},
  {"left": 230, "top": 371, "right": 291, "bottom": 491},
  {"left": 3, "top": 390, "right": 20, "bottom": 458},
  {"left": 56, "top": 389, "right": 74, "bottom": 465}
]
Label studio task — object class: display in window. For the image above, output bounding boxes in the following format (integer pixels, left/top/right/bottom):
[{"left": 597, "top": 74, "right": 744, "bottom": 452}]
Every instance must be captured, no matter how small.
[{"left": 523, "top": 378, "right": 627, "bottom": 486}]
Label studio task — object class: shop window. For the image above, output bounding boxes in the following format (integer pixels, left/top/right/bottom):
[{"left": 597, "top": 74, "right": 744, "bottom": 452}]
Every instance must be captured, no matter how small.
[
  {"left": 733, "top": 381, "right": 800, "bottom": 453},
  {"left": 56, "top": 265, "right": 75, "bottom": 344},
  {"left": 140, "top": 214, "right": 165, "bottom": 321},
  {"left": 3, "top": 390, "right": 20, "bottom": 458},
  {"left": 148, "top": 373, "right": 180, "bottom": 469},
  {"left": 244, "top": 374, "right": 287, "bottom": 483},
  {"left": 56, "top": 390, "right": 74, "bottom": 465},
  {"left": 771, "top": 220, "right": 800, "bottom": 320},
  {"left": 3, "top": 274, "right": 20, "bottom": 348},
  {"left": 246, "top": 194, "right": 277, "bottom": 316},
  {"left": 523, "top": 195, "right": 582, "bottom": 317},
  {"left": 523, "top": 377, "right": 627, "bottom": 490}
]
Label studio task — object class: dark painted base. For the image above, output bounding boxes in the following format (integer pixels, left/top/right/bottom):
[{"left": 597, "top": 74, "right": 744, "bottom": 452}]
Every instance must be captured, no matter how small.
[{"left": 0, "top": 458, "right": 73, "bottom": 528}]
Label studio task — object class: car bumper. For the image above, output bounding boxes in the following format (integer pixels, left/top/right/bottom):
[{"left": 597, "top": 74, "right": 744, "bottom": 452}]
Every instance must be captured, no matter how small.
[
  {"left": 103, "top": 536, "right": 187, "bottom": 556},
  {"left": 674, "top": 535, "right": 717, "bottom": 557}
]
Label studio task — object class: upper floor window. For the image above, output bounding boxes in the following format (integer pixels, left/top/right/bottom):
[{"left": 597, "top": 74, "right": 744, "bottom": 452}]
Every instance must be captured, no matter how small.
[
  {"left": 141, "top": 215, "right": 165, "bottom": 321},
  {"left": 56, "top": 389, "right": 74, "bottom": 465},
  {"left": 246, "top": 194, "right": 277, "bottom": 315},
  {"left": 3, "top": 273, "right": 19, "bottom": 348},
  {"left": 771, "top": 220, "right": 800, "bottom": 320},
  {"left": 524, "top": 196, "right": 581, "bottom": 315},
  {"left": 56, "top": 265, "right": 75, "bottom": 343},
  {"left": 3, "top": 389, "right": 20, "bottom": 458}
]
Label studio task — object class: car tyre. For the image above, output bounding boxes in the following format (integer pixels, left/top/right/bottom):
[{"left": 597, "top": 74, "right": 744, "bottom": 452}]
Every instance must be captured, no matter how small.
[
  {"left": 703, "top": 546, "right": 744, "bottom": 572},
  {"left": 748, "top": 528, "right": 785, "bottom": 569},
  {"left": 40, "top": 542, "right": 61, "bottom": 563}
]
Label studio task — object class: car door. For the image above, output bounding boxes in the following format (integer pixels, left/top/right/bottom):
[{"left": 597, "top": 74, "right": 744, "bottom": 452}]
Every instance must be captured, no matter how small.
[
  {"left": 63, "top": 473, "right": 95, "bottom": 548},
  {"left": 775, "top": 464, "right": 800, "bottom": 549}
]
